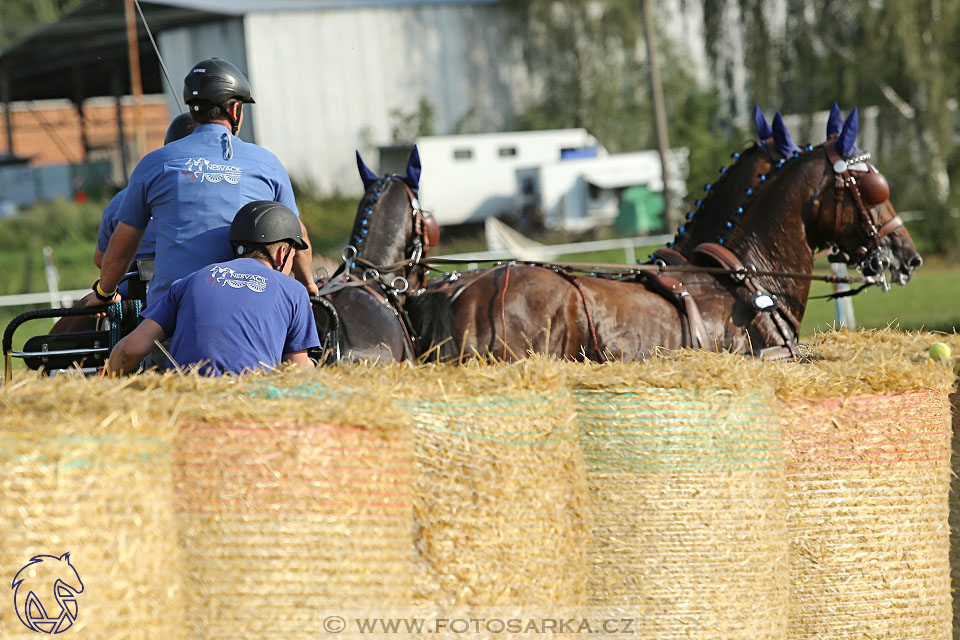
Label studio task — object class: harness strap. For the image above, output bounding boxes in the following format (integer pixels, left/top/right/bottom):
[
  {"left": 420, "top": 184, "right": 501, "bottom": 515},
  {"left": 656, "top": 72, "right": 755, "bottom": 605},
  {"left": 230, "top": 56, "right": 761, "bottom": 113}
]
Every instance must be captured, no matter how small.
[
  {"left": 877, "top": 214, "right": 904, "bottom": 239},
  {"left": 637, "top": 272, "right": 708, "bottom": 349},
  {"left": 500, "top": 266, "right": 511, "bottom": 360},
  {"left": 650, "top": 247, "right": 688, "bottom": 266},
  {"left": 552, "top": 267, "right": 604, "bottom": 360},
  {"left": 694, "top": 241, "right": 800, "bottom": 359}
]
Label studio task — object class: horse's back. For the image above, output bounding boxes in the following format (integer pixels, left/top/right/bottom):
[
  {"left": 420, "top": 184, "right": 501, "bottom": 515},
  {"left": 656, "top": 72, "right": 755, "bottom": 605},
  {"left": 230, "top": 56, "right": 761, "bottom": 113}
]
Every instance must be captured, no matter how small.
[{"left": 444, "top": 265, "right": 682, "bottom": 361}]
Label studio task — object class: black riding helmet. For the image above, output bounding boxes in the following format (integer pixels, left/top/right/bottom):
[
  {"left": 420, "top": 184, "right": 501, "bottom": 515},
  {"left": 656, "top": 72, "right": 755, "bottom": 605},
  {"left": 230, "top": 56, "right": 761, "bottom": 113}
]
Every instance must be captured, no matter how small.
[
  {"left": 183, "top": 57, "right": 256, "bottom": 108},
  {"left": 163, "top": 112, "right": 195, "bottom": 145},
  {"left": 230, "top": 201, "right": 308, "bottom": 257}
]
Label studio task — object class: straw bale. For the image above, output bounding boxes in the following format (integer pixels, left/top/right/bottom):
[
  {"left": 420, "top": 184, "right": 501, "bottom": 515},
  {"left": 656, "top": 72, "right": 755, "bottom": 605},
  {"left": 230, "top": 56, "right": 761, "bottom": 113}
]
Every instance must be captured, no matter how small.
[
  {"left": 571, "top": 362, "right": 787, "bottom": 639},
  {"left": 779, "top": 328, "right": 957, "bottom": 397},
  {"left": 781, "top": 390, "right": 951, "bottom": 639},
  {"left": 172, "top": 376, "right": 414, "bottom": 640},
  {"left": 401, "top": 359, "right": 590, "bottom": 606},
  {"left": 947, "top": 386, "right": 960, "bottom": 640},
  {"left": 0, "top": 376, "right": 183, "bottom": 640}
]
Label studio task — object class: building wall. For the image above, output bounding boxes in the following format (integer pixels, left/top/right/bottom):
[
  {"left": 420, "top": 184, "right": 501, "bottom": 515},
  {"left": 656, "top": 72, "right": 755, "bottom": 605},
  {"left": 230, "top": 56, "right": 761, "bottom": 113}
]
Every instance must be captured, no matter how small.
[
  {"left": 242, "top": 4, "right": 531, "bottom": 195},
  {"left": 0, "top": 96, "right": 168, "bottom": 173},
  {"left": 156, "top": 18, "right": 256, "bottom": 143}
]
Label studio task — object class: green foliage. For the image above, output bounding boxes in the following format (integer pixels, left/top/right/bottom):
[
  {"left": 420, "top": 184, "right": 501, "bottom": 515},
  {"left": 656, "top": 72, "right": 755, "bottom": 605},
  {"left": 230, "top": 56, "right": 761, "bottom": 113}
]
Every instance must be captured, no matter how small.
[
  {"left": 389, "top": 98, "right": 436, "bottom": 143},
  {"left": 0, "top": 0, "right": 80, "bottom": 50}
]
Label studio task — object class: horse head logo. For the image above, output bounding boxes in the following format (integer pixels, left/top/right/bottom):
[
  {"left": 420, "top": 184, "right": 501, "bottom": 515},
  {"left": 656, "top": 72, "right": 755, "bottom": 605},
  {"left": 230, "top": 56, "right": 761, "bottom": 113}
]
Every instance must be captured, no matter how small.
[{"left": 12, "top": 553, "right": 84, "bottom": 634}]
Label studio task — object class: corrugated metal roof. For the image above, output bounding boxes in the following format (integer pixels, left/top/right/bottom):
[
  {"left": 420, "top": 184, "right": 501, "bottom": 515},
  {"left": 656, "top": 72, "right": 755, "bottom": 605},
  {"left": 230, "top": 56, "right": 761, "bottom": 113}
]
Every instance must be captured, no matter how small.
[{"left": 148, "top": 0, "right": 497, "bottom": 15}]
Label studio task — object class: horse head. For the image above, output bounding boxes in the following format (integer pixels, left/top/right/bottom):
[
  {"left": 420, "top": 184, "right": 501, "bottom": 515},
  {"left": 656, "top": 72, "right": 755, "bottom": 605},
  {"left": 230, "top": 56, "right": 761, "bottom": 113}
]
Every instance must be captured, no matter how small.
[
  {"left": 805, "top": 108, "right": 922, "bottom": 286},
  {"left": 351, "top": 146, "right": 435, "bottom": 293}
]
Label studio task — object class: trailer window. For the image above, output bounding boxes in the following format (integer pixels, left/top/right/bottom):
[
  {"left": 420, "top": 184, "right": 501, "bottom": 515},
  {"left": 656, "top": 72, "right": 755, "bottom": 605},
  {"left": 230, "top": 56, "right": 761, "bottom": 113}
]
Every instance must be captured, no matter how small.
[
  {"left": 453, "top": 148, "right": 473, "bottom": 160},
  {"left": 498, "top": 146, "right": 517, "bottom": 158}
]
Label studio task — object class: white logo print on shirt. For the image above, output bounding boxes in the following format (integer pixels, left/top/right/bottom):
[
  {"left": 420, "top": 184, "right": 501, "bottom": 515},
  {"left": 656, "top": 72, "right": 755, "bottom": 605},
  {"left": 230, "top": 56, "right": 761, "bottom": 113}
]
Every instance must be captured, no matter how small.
[
  {"left": 208, "top": 266, "right": 268, "bottom": 292},
  {"left": 183, "top": 158, "right": 243, "bottom": 184}
]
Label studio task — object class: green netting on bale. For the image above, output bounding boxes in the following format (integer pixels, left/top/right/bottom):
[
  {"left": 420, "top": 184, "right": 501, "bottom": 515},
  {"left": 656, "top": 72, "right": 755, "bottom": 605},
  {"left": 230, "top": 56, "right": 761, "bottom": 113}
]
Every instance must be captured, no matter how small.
[
  {"left": 408, "top": 387, "right": 591, "bottom": 606},
  {"left": 574, "top": 385, "right": 788, "bottom": 640}
]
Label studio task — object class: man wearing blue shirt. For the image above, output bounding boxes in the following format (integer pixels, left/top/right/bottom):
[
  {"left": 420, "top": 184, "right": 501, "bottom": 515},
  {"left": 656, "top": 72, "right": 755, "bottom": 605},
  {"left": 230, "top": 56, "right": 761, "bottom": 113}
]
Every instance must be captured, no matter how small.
[
  {"left": 107, "top": 201, "right": 319, "bottom": 375},
  {"left": 90, "top": 57, "right": 318, "bottom": 310}
]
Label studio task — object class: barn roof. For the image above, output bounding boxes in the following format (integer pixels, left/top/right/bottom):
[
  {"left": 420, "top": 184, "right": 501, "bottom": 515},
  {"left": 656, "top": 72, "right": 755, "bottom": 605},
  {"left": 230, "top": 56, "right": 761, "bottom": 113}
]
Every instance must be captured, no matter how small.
[{"left": 0, "top": 0, "right": 498, "bottom": 103}]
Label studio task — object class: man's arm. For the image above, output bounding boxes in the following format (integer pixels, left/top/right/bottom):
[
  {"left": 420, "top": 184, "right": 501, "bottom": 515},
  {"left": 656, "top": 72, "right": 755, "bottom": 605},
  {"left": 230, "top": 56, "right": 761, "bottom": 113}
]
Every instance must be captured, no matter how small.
[
  {"left": 281, "top": 350, "right": 314, "bottom": 368},
  {"left": 87, "top": 222, "right": 145, "bottom": 306},
  {"left": 292, "top": 219, "right": 319, "bottom": 296},
  {"left": 94, "top": 249, "right": 105, "bottom": 269},
  {"left": 107, "top": 318, "right": 166, "bottom": 375}
]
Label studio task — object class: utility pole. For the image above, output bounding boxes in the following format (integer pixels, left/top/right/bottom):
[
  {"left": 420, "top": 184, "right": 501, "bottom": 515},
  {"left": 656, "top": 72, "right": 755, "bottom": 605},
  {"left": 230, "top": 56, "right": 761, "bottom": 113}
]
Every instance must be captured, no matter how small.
[
  {"left": 124, "top": 0, "right": 147, "bottom": 159},
  {"left": 641, "top": 0, "right": 676, "bottom": 231}
]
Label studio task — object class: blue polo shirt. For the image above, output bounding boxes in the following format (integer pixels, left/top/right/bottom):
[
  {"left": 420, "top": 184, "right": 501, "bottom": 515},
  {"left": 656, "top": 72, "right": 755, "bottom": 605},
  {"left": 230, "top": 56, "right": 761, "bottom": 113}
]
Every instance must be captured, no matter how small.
[
  {"left": 142, "top": 258, "right": 319, "bottom": 375},
  {"left": 97, "top": 188, "right": 157, "bottom": 260},
  {"left": 116, "top": 123, "right": 299, "bottom": 308}
]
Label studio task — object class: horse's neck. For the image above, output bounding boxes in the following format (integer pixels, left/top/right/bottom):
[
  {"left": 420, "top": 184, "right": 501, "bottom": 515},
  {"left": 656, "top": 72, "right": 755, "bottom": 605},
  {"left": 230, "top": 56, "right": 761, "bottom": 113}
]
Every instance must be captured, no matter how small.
[
  {"left": 673, "top": 144, "right": 771, "bottom": 254},
  {"left": 724, "top": 157, "right": 824, "bottom": 322},
  {"left": 354, "top": 184, "right": 410, "bottom": 271}
]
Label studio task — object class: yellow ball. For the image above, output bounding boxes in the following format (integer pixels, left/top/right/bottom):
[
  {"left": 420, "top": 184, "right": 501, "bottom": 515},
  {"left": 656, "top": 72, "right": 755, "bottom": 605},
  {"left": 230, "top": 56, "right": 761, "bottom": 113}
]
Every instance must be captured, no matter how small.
[{"left": 929, "top": 342, "right": 951, "bottom": 361}]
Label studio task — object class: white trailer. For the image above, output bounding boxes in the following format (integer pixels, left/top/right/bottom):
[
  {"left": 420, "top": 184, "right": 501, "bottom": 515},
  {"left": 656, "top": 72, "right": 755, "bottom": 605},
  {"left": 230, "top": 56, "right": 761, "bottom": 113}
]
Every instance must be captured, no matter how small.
[
  {"left": 515, "top": 149, "right": 689, "bottom": 232},
  {"left": 378, "top": 129, "right": 603, "bottom": 225}
]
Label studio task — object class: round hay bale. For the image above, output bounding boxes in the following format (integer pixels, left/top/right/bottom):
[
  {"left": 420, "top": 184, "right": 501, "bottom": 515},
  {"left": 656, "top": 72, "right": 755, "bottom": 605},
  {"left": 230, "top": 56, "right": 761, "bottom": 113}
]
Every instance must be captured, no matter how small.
[
  {"left": 570, "top": 354, "right": 787, "bottom": 639},
  {"left": 781, "top": 391, "right": 951, "bottom": 639},
  {"left": 171, "top": 380, "right": 414, "bottom": 640},
  {"left": 0, "top": 377, "right": 183, "bottom": 640},
  {"left": 399, "top": 359, "right": 590, "bottom": 606},
  {"left": 777, "top": 330, "right": 954, "bottom": 640}
]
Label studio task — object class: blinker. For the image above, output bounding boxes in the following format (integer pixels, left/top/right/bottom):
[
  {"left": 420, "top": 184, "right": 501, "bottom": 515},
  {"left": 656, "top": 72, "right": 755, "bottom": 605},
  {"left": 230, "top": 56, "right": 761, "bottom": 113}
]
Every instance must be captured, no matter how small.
[{"left": 833, "top": 160, "right": 847, "bottom": 174}]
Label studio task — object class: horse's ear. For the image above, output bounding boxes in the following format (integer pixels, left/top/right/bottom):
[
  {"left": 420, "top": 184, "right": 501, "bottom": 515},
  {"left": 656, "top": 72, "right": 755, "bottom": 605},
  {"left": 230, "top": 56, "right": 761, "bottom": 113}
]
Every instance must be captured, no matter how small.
[
  {"left": 754, "top": 105, "right": 772, "bottom": 140},
  {"left": 837, "top": 107, "right": 860, "bottom": 157},
  {"left": 826, "top": 102, "right": 843, "bottom": 138},
  {"left": 356, "top": 150, "right": 379, "bottom": 191},
  {"left": 772, "top": 112, "right": 799, "bottom": 157},
  {"left": 403, "top": 145, "right": 421, "bottom": 192},
  {"left": 59, "top": 552, "right": 71, "bottom": 563}
]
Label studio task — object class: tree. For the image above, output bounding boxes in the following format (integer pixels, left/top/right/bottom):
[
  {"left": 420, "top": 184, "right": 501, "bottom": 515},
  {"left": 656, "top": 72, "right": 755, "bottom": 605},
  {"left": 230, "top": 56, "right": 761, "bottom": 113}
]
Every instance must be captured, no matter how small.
[
  {"left": 0, "top": 0, "right": 81, "bottom": 51},
  {"left": 704, "top": 0, "right": 960, "bottom": 255}
]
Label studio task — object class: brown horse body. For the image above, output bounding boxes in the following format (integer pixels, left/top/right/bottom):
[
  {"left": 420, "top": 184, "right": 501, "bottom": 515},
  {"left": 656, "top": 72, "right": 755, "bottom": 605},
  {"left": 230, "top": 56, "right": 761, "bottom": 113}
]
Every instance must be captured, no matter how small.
[{"left": 434, "top": 116, "right": 922, "bottom": 361}]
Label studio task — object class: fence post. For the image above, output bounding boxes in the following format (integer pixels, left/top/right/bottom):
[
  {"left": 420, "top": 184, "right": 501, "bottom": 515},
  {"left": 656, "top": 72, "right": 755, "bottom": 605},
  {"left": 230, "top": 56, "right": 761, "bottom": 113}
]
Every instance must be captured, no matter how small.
[
  {"left": 43, "top": 245, "right": 60, "bottom": 309},
  {"left": 830, "top": 262, "right": 856, "bottom": 328}
]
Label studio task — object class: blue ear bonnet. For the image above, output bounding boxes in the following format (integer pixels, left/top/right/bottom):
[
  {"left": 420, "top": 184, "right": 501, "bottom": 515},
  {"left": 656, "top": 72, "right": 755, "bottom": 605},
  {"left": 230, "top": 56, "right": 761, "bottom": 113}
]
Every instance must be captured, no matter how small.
[
  {"left": 826, "top": 102, "right": 843, "bottom": 137},
  {"left": 754, "top": 105, "right": 773, "bottom": 140},
  {"left": 836, "top": 107, "right": 862, "bottom": 158},
  {"left": 404, "top": 145, "right": 421, "bottom": 192},
  {"left": 356, "top": 151, "right": 379, "bottom": 191},
  {"left": 771, "top": 112, "right": 800, "bottom": 157},
  {"left": 356, "top": 146, "right": 421, "bottom": 193}
]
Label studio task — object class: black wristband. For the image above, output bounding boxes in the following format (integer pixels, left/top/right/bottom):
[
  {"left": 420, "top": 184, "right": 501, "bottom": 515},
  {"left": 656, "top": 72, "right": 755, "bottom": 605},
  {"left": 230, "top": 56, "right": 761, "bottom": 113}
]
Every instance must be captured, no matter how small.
[{"left": 92, "top": 278, "right": 117, "bottom": 302}]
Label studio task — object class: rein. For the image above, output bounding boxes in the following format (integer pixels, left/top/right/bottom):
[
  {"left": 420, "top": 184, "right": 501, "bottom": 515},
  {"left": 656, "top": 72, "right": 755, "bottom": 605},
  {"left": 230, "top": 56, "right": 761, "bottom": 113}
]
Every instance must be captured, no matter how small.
[{"left": 419, "top": 256, "right": 885, "bottom": 288}]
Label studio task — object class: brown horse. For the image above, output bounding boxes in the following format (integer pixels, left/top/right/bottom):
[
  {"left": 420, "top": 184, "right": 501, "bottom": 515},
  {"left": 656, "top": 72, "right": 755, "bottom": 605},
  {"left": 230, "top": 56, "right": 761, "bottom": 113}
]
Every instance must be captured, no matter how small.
[
  {"left": 311, "top": 147, "right": 457, "bottom": 363},
  {"left": 431, "top": 108, "right": 922, "bottom": 361}
]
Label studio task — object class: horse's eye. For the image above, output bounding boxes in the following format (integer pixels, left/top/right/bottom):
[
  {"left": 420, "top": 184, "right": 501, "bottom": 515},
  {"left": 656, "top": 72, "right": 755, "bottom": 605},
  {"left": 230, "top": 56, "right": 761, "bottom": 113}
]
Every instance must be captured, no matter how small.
[{"left": 857, "top": 171, "right": 890, "bottom": 206}]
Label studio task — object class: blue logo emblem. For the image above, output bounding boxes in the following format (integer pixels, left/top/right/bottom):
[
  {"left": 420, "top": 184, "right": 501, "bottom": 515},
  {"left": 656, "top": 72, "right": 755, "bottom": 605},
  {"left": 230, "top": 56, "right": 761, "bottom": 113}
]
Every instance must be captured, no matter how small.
[{"left": 12, "top": 553, "right": 83, "bottom": 634}]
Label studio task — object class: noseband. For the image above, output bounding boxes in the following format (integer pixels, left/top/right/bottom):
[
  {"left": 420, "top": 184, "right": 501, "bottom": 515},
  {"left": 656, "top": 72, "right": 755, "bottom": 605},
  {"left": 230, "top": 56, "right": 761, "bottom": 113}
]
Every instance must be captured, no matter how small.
[{"left": 821, "top": 140, "right": 904, "bottom": 271}]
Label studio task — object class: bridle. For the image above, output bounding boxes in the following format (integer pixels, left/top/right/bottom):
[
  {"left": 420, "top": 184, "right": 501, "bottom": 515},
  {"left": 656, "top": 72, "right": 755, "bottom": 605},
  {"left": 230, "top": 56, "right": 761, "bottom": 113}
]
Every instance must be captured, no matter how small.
[
  {"left": 820, "top": 140, "right": 904, "bottom": 287},
  {"left": 311, "top": 174, "right": 434, "bottom": 362}
]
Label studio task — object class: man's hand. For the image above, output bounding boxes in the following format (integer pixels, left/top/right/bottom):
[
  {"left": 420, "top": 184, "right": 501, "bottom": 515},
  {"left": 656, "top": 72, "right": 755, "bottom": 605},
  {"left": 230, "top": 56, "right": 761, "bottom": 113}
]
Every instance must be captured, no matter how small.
[{"left": 84, "top": 286, "right": 120, "bottom": 318}]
